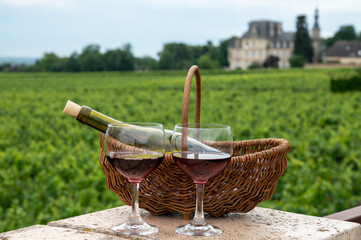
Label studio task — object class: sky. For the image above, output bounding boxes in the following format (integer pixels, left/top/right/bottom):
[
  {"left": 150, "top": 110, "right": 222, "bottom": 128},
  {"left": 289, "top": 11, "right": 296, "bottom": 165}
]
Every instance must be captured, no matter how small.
[{"left": 0, "top": 0, "right": 360, "bottom": 59}]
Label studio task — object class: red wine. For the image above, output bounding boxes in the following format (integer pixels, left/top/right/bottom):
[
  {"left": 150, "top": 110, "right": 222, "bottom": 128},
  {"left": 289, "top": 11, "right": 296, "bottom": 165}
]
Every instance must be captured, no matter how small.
[
  {"left": 172, "top": 152, "right": 231, "bottom": 184},
  {"left": 107, "top": 151, "right": 163, "bottom": 183}
]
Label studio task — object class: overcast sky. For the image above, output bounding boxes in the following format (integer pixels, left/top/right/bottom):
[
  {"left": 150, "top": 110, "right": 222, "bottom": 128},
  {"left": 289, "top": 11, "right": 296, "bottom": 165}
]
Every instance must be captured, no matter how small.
[{"left": 1, "top": 0, "right": 360, "bottom": 59}]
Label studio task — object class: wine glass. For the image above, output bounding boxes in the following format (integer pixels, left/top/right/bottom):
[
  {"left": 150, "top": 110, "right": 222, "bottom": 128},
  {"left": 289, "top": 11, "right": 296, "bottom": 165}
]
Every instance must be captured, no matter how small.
[
  {"left": 171, "top": 123, "right": 233, "bottom": 236},
  {"left": 104, "top": 122, "right": 165, "bottom": 236}
]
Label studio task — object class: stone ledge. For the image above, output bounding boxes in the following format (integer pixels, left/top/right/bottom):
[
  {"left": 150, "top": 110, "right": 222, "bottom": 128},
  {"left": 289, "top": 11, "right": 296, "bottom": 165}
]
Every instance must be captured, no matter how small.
[
  {"left": 1, "top": 206, "right": 360, "bottom": 239},
  {"left": 48, "top": 206, "right": 361, "bottom": 240},
  {"left": 0, "top": 224, "right": 127, "bottom": 240}
]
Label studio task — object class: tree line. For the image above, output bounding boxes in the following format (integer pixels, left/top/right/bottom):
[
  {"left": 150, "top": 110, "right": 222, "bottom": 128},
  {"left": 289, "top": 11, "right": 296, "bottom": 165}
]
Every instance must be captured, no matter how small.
[
  {"left": 0, "top": 38, "right": 234, "bottom": 72},
  {"left": 1, "top": 20, "right": 360, "bottom": 72}
]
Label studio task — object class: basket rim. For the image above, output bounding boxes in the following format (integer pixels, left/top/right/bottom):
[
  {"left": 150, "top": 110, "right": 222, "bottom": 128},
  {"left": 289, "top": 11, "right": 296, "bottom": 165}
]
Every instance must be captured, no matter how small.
[
  {"left": 162, "top": 137, "right": 290, "bottom": 160},
  {"left": 232, "top": 138, "right": 290, "bottom": 160}
]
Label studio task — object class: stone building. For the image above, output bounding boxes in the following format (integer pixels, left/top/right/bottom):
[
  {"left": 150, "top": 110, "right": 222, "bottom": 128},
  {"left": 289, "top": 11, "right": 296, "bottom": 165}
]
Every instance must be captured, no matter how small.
[
  {"left": 228, "top": 9, "right": 322, "bottom": 69},
  {"left": 325, "top": 41, "right": 361, "bottom": 66}
]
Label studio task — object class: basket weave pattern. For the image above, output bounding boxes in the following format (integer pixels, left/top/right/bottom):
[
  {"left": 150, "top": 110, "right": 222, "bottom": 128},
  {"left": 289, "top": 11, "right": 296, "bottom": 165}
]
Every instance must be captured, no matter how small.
[
  {"left": 99, "top": 136, "right": 289, "bottom": 217},
  {"left": 98, "top": 65, "right": 290, "bottom": 218}
]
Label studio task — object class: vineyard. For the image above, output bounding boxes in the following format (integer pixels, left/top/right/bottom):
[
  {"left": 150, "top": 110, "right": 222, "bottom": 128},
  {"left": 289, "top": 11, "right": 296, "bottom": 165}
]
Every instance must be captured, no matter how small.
[{"left": 1, "top": 68, "right": 361, "bottom": 232}]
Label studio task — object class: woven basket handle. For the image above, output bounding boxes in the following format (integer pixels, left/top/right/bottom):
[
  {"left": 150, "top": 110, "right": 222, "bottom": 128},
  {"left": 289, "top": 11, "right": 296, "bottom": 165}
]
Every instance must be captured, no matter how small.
[{"left": 182, "top": 65, "right": 201, "bottom": 124}]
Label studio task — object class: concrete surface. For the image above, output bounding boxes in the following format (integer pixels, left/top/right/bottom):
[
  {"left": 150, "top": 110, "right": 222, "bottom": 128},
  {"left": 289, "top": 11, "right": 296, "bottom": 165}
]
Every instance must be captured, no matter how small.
[
  {"left": 0, "top": 224, "right": 127, "bottom": 240},
  {"left": 48, "top": 206, "right": 361, "bottom": 240}
]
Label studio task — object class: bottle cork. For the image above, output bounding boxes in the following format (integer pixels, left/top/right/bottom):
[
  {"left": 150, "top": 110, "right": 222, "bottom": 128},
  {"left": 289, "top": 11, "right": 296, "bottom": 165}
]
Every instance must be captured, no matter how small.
[{"left": 63, "top": 100, "right": 81, "bottom": 118}]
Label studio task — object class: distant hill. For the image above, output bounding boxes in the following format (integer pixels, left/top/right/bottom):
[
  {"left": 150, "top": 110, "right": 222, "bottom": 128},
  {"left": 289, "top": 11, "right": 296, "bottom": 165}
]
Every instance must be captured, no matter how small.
[{"left": 0, "top": 57, "right": 38, "bottom": 66}]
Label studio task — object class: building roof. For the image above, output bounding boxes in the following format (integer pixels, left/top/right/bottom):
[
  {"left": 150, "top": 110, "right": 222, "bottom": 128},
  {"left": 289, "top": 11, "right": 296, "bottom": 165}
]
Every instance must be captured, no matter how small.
[
  {"left": 326, "top": 41, "right": 361, "bottom": 57},
  {"left": 242, "top": 20, "right": 279, "bottom": 38},
  {"left": 275, "top": 32, "right": 294, "bottom": 41},
  {"left": 241, "top": 20, "right": 294, "bottom": 41}
]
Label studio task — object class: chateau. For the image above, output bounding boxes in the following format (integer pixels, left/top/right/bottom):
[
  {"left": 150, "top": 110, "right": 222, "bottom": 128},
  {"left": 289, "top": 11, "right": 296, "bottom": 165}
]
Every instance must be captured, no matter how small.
[{"left": 228, "top": 9, "right": 322, "bottom": 69}]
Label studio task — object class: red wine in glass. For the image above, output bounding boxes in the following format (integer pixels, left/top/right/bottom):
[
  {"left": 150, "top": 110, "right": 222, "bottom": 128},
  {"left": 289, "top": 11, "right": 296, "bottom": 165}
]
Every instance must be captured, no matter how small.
[
  {"left": 104, "top": 122, "right": 165, "bottom": 236},
  {"left": 173, "top": 152, "right": 231, "bottom": 184},
  {"left": 107, "top": 151, "right": 163, "bottom": 183},
  {"left": 171, "top": 123, "right": 233, "bottom": 236}
]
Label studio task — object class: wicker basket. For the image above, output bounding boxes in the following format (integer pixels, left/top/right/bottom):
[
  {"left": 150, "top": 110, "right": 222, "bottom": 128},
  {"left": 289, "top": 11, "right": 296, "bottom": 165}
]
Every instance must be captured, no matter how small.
[{"left": 98, "top": 65, "right": 290, "bottom": 219}]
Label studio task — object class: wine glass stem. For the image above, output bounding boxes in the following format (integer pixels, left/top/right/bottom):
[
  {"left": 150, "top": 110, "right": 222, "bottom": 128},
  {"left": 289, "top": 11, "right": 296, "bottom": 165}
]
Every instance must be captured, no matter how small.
[
  {"left": 193, "top": 183, "right": 206, "bottom": 225},
  {"left": 129, "top": 182, "right": 141, "bottom": 223}
]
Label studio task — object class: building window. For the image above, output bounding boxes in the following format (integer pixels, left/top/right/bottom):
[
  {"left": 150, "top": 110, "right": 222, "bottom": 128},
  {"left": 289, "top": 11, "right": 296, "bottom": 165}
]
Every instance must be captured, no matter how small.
[
  {"left": 244, "top": 41, "right": 249, "bottom": 50},
  {"left": 290, "top": 42, "right": 293, "bottom": 48},
  {"left": 283, "top": 51, "right": 287, "bottom": 58},
  {"left": 245, "top": 61, "right": 249, "bottom": 68},
  {"left": 282, "top": 61, "right": 286, "bottom": 68},
  {"left": 245, "top": 51, "right": 248, "bottom": 57},
  {"left": 253, "top": 40, "right": 256, "bottom": 47},
  {"left": 236, "top": 50, "right": 241, "bottom": 57},
  {"left": 236, "top": 61, "right": 241, "bottom": 68},
  {"left": 259, "top": 51, "right": 262, "bottom": 57},
  {"left": 259, "top": 41, "right": 263, "bottom": 47},
  {"left": 252, "top": 50, "right": 256, "bottom": 57},
  {"left": 277, "top": 41, "right": 281, "bottom": 48}
]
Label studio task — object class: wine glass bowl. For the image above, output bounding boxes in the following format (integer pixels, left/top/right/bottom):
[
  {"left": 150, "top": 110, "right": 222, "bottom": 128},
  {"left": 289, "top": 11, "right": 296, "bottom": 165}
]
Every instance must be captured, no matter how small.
[
  {"left": 104, "top": 122, "right": 165, "bottom": 236},
  {"left": 171, "top": 123, "right": 233, "bottom": 236}
]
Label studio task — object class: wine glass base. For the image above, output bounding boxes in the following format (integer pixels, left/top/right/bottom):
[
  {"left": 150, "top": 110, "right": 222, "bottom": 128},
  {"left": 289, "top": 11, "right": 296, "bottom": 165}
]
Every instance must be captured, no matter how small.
[
  {"left": 176, "top": 222, "right": 222, "bottom": 236},
  {"left": 113, "top": 221, "right": 158, "bottom": 236}
]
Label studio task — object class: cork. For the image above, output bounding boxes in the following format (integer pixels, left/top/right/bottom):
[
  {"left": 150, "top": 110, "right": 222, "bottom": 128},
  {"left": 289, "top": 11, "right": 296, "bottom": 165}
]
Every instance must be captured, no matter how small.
[{"left": 63, "top": 100, "right": 81, "bottom": 118}]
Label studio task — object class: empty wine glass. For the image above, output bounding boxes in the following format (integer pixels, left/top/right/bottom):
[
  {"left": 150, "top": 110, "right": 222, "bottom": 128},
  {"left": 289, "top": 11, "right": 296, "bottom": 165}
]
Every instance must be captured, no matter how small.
[
  {"left": 104, "top": 122, "right": 165, "bottom": 236},
  {"left": 171, "top": 123, "right": 233, "bottom": 236}
]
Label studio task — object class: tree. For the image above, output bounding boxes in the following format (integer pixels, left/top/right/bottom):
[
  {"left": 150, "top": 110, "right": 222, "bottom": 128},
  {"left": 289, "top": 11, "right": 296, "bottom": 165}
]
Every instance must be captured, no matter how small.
[
  {"left": 103, "top": 44, "right": 135, "bottom": 71},
  {"left": 35, "top": 52, "right": 62, "bottom": 71},
  {"left": 78, "top": 44, "right": 104, "bottom": 71},
  {"left": 66, "top": 52, "right": 81, "bottom": 72},
  {"left": 157, "top": 41, "right": 224, "bottom": 70},
  {"left": 263, "top": 56, "right": 279, "bottom": 68},
  {"left": 325, "top": 25, "right": 358, "bottom": 48},
  {"left": 294, "top": 15, "right": 313, "bottom": 63},
  {"left": 218, "top": 36, "right": 237, "bottom": 67},
  {"left": 158, "top": 49, "right": 176, "bottom": 69},
  {"left": 0, "top": 63, "right": 11, "bottom": 72},
  {"left": 248, "top": 62, "right": 263, "bottom": 70},
  {"left": 203, "top": 41, "right": 220, "bottom": 65},
  {"left": 188, "top": 45, "right": 204, "bottom": 63},
  {"left": 289, "top": 55, "right": 306, "bottom": 68},
  {"left": 134, "top": 56, "right": 158, "bottom": 71},
  {"left": 119, "top": 43, "right": 135, "bottom": 71},
  {"left": 197, "top": 53, "right": 218, "bottom": 69},
  {"left": 158, "top": 43, "right": 192, "bottom": 69}
]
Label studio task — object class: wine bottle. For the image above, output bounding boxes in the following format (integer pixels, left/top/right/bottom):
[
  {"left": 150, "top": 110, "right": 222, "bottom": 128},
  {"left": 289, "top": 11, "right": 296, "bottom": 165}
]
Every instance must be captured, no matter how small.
[
  {"left": 63, "top": 100, "right": 120, "bottom": 133},
  {"left": 63, "top": 100, "right": 218, "bottom": 153}
]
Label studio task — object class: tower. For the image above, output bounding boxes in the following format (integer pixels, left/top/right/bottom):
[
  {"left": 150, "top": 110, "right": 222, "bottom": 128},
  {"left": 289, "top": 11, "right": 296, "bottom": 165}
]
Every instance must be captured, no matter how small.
[{"left": 311, "top": 8, "right": 322, "bottom": 62}]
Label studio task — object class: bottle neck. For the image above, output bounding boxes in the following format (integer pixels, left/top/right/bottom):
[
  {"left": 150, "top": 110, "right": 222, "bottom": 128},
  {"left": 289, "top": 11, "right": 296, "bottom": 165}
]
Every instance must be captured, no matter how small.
[
  {"left": 76, "top": 106, "right": 118, "bottom": 133},
  {"left": 77, "top": 106, "right": 92, "bottom": 124}
]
